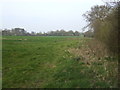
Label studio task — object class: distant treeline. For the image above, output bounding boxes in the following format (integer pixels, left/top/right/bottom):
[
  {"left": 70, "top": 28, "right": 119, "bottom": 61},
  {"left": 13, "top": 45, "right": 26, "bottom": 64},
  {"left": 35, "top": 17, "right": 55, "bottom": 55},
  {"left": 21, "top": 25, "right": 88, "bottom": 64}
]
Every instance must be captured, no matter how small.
[{"left": 1, "top": 28, "right": 84, "bottom": 36}]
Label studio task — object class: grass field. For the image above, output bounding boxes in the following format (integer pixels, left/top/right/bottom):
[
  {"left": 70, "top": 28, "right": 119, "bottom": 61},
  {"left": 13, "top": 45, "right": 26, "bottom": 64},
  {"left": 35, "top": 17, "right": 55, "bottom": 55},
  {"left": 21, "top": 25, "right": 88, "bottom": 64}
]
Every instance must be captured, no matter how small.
[{"left": 2, "top": 36, "right": 118, "bottom": 88}]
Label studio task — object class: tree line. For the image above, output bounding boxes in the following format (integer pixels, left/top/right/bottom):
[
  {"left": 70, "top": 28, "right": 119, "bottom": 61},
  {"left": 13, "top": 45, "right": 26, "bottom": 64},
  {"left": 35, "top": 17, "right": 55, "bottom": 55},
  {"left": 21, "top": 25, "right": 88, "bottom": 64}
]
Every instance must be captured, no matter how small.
[
  {"left": 83, "top": 0, "right": 119, "bottom": 55},
  {"left": 1, "top": 28, "right": 83, "bottom": 36}
]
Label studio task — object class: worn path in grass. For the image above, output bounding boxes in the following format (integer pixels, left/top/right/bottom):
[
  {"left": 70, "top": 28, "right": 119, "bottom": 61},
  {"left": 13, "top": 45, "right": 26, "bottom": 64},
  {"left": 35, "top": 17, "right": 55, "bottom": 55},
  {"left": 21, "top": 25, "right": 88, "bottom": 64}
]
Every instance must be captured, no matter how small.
[{"left": 3, "top": 36, "right": 118, "bottom": 88}]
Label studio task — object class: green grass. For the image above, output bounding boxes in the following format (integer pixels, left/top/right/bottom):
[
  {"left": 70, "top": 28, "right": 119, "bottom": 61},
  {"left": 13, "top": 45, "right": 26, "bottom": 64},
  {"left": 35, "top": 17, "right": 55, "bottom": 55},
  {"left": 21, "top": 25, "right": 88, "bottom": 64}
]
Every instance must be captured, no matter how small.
[{"left": 2, "top": 36, "right": 118, "bottom": 88}]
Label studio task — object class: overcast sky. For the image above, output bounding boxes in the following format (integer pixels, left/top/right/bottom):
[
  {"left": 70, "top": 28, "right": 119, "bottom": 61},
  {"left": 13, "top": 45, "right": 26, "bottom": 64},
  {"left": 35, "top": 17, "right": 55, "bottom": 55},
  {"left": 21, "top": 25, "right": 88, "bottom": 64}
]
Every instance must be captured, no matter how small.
[{"left": 1, "top": 0, "right": 105, "bottom": 33}]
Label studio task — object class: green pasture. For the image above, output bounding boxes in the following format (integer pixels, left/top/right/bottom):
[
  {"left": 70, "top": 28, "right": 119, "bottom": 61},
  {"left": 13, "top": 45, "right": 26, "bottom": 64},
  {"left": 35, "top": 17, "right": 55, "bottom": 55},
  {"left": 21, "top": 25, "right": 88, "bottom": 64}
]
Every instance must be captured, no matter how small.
[{"left": 2, "top": 36, "right": 117, "bottom": 88}]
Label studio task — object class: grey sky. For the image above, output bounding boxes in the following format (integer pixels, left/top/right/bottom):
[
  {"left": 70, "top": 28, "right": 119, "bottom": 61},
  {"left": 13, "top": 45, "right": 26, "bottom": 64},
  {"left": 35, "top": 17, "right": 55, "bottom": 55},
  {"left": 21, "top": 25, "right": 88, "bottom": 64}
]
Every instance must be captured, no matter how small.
[{"left": 1, "top": 0, "right": 105, "bottom": 33}]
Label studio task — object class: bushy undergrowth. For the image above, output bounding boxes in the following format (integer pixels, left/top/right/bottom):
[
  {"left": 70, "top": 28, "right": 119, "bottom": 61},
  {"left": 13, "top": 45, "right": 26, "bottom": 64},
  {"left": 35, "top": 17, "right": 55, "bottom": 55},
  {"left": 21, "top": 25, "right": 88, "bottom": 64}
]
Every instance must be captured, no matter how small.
[{"left": 83, "top": 4, "right": 119, "bottom": 56}]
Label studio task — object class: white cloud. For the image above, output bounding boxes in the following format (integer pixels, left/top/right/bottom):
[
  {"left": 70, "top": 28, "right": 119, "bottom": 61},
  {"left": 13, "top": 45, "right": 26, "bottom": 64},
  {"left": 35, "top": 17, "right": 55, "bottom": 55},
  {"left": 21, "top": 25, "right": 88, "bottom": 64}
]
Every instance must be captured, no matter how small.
[
  {"left": 1, "top": 0, "right": 105, "bottom": 32},
  {"left": 1, "top": 0, "right": 80, "bottom": 3}
]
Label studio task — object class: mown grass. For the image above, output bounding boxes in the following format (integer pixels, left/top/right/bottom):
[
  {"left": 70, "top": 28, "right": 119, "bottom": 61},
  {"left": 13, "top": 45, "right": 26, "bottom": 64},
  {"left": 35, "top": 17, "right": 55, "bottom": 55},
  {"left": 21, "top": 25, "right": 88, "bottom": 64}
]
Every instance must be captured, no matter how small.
[{"left": 2, "top": 36, "right": 118, "bottom": 88}]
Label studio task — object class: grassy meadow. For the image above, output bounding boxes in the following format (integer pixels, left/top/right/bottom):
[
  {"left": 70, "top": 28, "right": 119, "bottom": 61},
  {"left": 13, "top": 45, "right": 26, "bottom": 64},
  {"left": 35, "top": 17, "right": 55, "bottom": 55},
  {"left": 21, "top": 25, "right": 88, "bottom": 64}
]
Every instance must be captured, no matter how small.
[{"left": 2, "top": 36, "right": 118, "bottom": 88}]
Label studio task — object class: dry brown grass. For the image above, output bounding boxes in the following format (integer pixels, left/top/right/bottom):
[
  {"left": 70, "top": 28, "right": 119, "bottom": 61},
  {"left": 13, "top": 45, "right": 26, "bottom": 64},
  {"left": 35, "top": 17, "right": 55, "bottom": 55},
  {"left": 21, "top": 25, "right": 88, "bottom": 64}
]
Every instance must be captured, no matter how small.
[
  {"left": 68, "top": 39, "right": 109, "bottom": 65},
  {"left": 87, "top": 39, "right": 109, "bottom": 57},
  {"left": 67, "top": 38, "right": 118, "bottom": 87}
]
